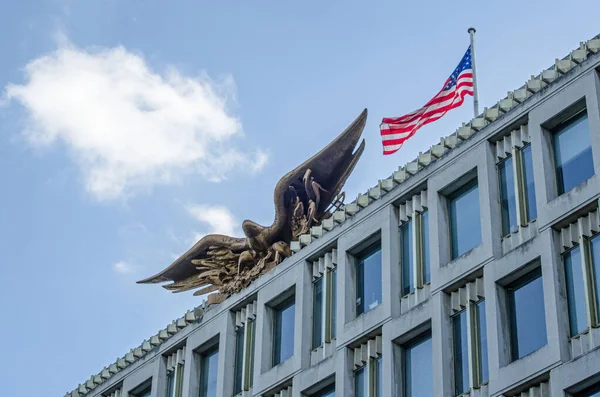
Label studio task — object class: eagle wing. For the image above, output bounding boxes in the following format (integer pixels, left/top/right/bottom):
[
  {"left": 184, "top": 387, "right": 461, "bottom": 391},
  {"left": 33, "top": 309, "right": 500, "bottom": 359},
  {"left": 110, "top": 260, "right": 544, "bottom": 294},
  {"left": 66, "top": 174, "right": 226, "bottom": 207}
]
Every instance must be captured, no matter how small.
[
  {"left": 269, "top": 108, "right": 367, "bottom": 233},
  {"left": 137, "top": 234, "right": 248, "bottom": 285}
]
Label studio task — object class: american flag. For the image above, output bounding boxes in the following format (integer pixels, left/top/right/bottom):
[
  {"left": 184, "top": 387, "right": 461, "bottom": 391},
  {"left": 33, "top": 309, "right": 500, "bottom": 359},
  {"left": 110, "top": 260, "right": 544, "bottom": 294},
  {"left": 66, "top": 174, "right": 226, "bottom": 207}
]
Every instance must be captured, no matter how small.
[{"left": 380, "top": 46, "right": 474, "bottom": 155}]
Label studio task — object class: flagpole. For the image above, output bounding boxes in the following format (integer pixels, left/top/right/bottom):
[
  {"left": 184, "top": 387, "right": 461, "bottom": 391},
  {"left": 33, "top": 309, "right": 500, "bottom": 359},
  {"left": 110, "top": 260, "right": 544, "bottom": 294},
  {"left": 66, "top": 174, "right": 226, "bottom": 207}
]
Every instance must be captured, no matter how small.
[{"left": 468, "top": 27, "right": 480, "bottom": 117}]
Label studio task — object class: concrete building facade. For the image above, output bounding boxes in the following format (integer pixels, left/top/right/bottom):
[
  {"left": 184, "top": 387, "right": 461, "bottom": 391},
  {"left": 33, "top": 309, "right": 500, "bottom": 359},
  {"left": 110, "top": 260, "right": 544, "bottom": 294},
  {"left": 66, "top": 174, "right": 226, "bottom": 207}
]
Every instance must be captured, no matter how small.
[{"left": 66, "top": 34, "right": 600, "bottom": 397}]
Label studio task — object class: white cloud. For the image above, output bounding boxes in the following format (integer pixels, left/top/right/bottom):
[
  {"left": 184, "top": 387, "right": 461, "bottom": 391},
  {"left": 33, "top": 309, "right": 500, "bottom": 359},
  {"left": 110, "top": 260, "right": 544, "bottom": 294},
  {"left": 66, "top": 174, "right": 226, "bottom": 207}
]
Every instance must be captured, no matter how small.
[
  {"left": 185, "top": 204, "right": 239, "bottom": 242},
  {"left": 113, "top": 260, "right": 133, "bottom": 274},
  {"left": 5, "top": 39, "right": 268, "bottom": 200}
]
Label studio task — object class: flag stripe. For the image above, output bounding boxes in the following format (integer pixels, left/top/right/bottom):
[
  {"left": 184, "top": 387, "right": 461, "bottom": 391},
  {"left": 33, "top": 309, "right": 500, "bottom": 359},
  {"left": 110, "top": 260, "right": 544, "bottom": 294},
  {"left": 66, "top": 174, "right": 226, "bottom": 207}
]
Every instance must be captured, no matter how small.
[
  {"left": 381, "top": 74, "right": 473, "bottom": 125},
  {"left": 381, "top": 82, "right": 474, "bottom": 134},
  {"left": 382, "top": 90, "right": 474, "bottom": 147},
  {"left": 380, "top": 46, "right": 474, "bottom": 155}
]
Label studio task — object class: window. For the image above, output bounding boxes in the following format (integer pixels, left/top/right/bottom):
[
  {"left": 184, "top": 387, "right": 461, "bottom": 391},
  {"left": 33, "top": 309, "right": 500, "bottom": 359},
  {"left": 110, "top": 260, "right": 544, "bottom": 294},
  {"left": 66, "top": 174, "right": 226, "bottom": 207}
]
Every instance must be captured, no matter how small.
[
  {"left": 355, "top": 366, "right": 366, "bottom": 397},
  {"left": 373, "top": 356, "right": 382, "bottom": 397},
  {"left": 507, "top": 268, "right": 547, "bottom": 361},
  {"left": 313, "top": 277, "right": 324, "bottom": 349},
  {"left": 448, "top": 181, "right": 481, "bottom": 259},
  {"left": 330, "top": 267, "right": 337, "bottom": 340},
  {"left": 353, "top": 337, "right": 382, "bottom": 397},
  {"left": 451, "top": 297, "right": 488, "bottom": 396},
  {"left": 498, "top": 157, "right": 518, "bottom": 236},
  {"left": 273, "top": 297, "right": 295, "bottom": 366},
  {"left": 452, "top": 311, "right": 469, "bottom": 396},
  {"left": 356, "top": 242, "right": 382, "bottom": 316},
  {"left": 233, "top": 303, "right": 256, "bottom": 395},
  {"left": 496, "top": 140, "right": 538, "bottom": 239},
  {"left": 474, "top": 300, "right": 489, "bottom": 385},
  {"left": 552, "top": 110, "right": 594, "bottom": 194},
  {"left": 135, "top": 387, "right": 151, "bottom": 397},
  {"left": 199, "top": 347, "right": 219, "bottom": 397},
  {"left": 578, "top": 383, "right": 600, "bottom": 397},
  {"left": 234, "top": 326, "right": 245, "bottom": 394},
  {"left": 521, "top": 145, "right": 537, "bottom": 222},
  {"left": 403, "top": 332, "right": 432, "bottom": 397},
  {"left": 564, "top": 247, "right": 588, "bottom": 337},
  {"left": 400, "top": 208, "right": 430, "bottom": 297},
  {"left": 560, "top": 225, "right": 600, "bottom": 340},
  {"left": 590, "top": 235, "right": 600, "bottom": 322},
  {"left": 401, "top": 220, "right": 414, "bottom": 296},
  {"left": 312, "top": 256, "right": 337, "bottom": 351},
  {"left": 313, "top": 385, "right": 335, "bottom": 397},
  {"left": 165, "top": 348, "right": 185, "bottom": 397}
]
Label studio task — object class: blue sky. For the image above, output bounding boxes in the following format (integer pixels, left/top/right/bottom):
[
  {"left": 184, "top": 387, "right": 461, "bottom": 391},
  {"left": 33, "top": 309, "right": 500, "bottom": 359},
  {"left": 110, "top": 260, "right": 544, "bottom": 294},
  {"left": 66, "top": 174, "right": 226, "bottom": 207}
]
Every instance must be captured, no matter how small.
[{"left": 0, "top": 1, "right": 598, "bottom": 395}]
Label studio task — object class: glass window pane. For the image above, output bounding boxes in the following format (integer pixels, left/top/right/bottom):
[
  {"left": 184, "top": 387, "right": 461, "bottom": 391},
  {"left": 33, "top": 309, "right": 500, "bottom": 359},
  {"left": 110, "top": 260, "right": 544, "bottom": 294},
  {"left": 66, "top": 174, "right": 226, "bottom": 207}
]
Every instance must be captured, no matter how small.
[
  {"left": 452, "top": 311, "right": 469, "bottom": 396},
  {"left": 313, "top": 278, "right": 324, "bottom": 349},
  {"left": 233, "top": 326, "right": 245, "bottom": 395},
  {"left": 174, "top": 364, "right": 183, "bottom": 397},
  {"left": 166, "top": 372, "right": 174, "bottom": 397},
  {"left": 273, "top": 298, "right": 295, "bottom": 365},
  {"left": 589, "top": 235, "right": 600, "bottom": 322},
  {"left": 509, "top": 270, "right": 547, "bottom": 360},
  {"left": 247, "top": 320, "right": 255, "bottom": 388},
  {"left": 330, "top": 267, "right": 337, "bottom": 339},
  {"left": 498, "top": 157, "right": 518, "bottom": 236},
  {"left": 449, "top": 182, "right": 482, "bottom": 259},
  {"left": 553, "top": 111, "right": 594, "bottom": 194},
  {"left": 521, "top": 145, "right": 537, "bottom": 222},
  {"left": 199, "top": 348, "right": 219, "bottom": 397},
  {"left": 356, "top": 244, "right": 382, "bottom": 316},
  {"left": 404, "top": 333, "right": 433, "bottom": 397},
  {"left": 374, "top": 357, "right": 382, "bottom": 397},
  {"left": 355, "top": 367, "right": 366, "bottom": 397},
  {"left": 421, "top": 210, "right": 430, "bottom": 284},
  {"left": 475, "top": 301, "right": 489, "bottom": 384},
  {"left": 564, "top": 247, "right": 588, "bottom": 336},
  {"left": 401, "top": 220, "right": 414, "bottom": 296}
]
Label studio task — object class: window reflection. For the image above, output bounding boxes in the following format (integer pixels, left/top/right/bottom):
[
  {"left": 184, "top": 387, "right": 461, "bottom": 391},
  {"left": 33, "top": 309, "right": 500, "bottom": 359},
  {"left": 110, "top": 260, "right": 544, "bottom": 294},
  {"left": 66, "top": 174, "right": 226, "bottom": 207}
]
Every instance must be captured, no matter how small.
[
  {"left": 475, "top": 300, "right": 488, "bottom": 384},
  {"left": 421, "top": 210, "right": 430, "bottom": 284},
  {"left": 199, "top": 347, "right": 219, "bottom": 397},
  {"left": 354, "top": 366, "right": 366, "bottom": 397},
  {"left": 521, "top": 145, "right": 537, "bottom": 222},
  {"left": 312, "top": 278, "right": 324, "bottom": 349},
  {"left": 589, "top": 235, "right": 600, "bottom": 321},
  {"left": 449, "top": 182, "right": 482, "bottom": 259},
  {"left": 452, "top": 311, "right": 469, "bottom": 396},
  {"left": 564, "top": 247, "right": 588, "bottom": 336},
  {"left": 356, "top": 243, "right": 382, "bottom": 316},
  {"left": 404, "top": 332, "right": 432, "bottom": 397},
  {"left": 553, "top": 111, "right": 594, "bottom": 194},
  {"left": 508, "top": 269, "right": 547, "bottom": 360},
  {"left": 401, "top": 221, "right": 414, "bottom": 296},
  {"left": 273, "top": 297, "right": 295, "bottom": 366},
  {"left": 233, "top": 326, "right": 244, "bottom": 395},
  {"left": 498, "top": 157, "right": 518, "bottom": 236}
]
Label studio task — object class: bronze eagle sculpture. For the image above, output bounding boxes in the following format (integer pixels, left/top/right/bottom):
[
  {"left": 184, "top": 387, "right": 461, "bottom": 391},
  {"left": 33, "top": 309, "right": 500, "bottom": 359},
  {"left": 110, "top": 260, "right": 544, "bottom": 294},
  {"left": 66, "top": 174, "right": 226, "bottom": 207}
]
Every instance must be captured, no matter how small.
[{"left": 137, "top": 109, "right": 367, "bottom": 303}]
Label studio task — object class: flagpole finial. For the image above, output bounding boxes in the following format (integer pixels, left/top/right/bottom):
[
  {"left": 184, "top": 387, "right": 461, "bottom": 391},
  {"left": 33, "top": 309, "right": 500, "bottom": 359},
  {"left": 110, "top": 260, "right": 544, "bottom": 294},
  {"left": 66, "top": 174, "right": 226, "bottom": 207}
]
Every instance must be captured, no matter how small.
[{"left": 468, "top": 27, "right": 479, "bottom": 117}]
